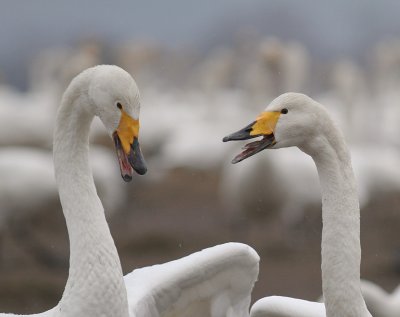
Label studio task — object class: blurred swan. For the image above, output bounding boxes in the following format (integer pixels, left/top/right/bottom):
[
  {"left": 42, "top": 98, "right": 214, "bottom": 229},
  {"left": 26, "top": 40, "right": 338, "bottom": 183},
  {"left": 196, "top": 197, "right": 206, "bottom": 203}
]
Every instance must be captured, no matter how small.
[
  {"left": 360, "top": 280, "right": 400, "bottom": 317},
  {"left": 0, "top": 86, "right": 56, "bottom": 148},
  {"left": 0, "top": 146, "right": 125, "bottom": 224},
  {"left": 28, "top": 40, "right": 101, "bottom": 94},
  {"left": 224, "top": 92, "right": 372, "bottom": 316},
  {"left": 0, "top": 41, "right": 103, "bottom": 150},
  {"left": 220, "top": 143, "right": 400, "bottom": 242},
  {"left": 141, "top": 90, "right": 247, "bottom": 171},
  {"left": 219, "top": 147, "right": 319, "bottom": 240},
  {"left": 0, "top": 147, "right": 56, "bottom": 228},
  {"left": 1, "top": 65, "right": 259, "bottom": 317},
  {"left": 0, "top": 146, "right": 125, "bottom": 267},
  {"left": 352, "top": 145, "right": 400, "bottom": 205}
]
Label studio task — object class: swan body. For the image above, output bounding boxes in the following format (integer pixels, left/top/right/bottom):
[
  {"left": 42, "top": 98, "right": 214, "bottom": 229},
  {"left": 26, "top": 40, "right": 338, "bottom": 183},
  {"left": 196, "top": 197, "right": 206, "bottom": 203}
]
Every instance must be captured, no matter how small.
[{"left": 223, "top": 92, "right": 372, "bottom": 317}]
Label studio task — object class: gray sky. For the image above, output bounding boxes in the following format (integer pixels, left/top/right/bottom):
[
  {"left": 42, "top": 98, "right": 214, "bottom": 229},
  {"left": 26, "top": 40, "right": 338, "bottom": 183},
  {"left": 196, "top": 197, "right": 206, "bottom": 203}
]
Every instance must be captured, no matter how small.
[{"left": 2, "top": 0, "right": 400, "bottom": 88}]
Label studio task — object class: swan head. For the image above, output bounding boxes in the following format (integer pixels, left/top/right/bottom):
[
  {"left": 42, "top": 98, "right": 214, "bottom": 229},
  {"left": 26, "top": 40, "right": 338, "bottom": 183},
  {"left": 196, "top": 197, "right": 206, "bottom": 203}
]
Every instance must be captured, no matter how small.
[
  {"left": 85, "top": 65, "right": 147, "bottom": 180},
  {"left": 223, "top": 92, "right": 332, "bottom": 162}
]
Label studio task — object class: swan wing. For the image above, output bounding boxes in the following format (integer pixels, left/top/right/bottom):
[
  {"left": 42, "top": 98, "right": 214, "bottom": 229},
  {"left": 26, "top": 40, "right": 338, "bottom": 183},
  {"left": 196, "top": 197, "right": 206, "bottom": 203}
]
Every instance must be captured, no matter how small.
[{"left": 124, "top": 242, "right": 259, "bottom": 317}]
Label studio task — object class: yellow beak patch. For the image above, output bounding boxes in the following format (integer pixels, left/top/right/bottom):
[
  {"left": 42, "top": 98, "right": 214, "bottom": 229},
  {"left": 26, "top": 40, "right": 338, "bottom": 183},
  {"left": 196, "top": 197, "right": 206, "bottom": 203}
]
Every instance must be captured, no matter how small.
[
  {"left": 116, "top": 110, "right": 140, "bottom": 154},
  {"left": 250, "top": 111, "right": 281, "bottom": 136}
]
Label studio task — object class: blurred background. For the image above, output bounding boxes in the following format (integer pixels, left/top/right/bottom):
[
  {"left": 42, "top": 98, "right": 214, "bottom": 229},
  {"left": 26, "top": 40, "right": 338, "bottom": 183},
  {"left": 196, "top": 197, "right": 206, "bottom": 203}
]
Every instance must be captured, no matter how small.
[{"left": 1, "top": 0, "right": 400, "bottom": 313}]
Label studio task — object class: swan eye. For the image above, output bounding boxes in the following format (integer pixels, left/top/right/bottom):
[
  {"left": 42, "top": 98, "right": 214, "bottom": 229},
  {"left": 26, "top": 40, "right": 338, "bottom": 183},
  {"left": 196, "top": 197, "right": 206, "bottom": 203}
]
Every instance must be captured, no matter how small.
[
  {"left": 281, "top": 108, "right": 288, "bottom": 114},
  {"left": 116, "top": 102, "right": 123, "bottom": 110}
]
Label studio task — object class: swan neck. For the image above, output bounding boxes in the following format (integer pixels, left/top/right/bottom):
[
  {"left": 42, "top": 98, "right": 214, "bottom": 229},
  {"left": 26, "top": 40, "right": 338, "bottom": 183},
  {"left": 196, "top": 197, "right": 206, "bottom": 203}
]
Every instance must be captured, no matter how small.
[
  {"left": 52, "top": 85, "right": 129, "bottom": 317},
  {"left": 312, "top": 135, "right": 371, "bottom": 317}
]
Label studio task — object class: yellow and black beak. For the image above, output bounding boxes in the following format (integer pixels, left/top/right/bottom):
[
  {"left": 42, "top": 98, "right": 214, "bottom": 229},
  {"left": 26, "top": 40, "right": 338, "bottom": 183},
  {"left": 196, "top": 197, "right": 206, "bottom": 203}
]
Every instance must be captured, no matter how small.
[
  {"left": 113, "top": 110, "right": 147, "bottom": 182},
  {"left": 223, "top": 111, "right": 280, "bottom": 164}
]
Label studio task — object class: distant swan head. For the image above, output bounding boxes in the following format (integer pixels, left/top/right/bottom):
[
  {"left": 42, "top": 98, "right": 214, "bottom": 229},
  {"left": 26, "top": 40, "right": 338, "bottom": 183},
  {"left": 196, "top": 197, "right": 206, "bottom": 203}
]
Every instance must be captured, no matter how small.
[
  {"left": 66, "top": 65, "right": 147, "bottom": 180},
  {"left": 223, "top": 92, "right": 336, "bottom": 162}
]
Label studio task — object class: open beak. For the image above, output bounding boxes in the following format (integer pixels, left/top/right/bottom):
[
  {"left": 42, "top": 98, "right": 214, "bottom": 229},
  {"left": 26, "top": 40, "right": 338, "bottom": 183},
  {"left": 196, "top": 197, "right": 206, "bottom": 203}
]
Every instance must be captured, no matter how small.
[
  {"left": 113, "top": 110, "right": 147, "bottom": 182},
  {"left": 223, "top": 111, "right": 280, "bottom": 164}
]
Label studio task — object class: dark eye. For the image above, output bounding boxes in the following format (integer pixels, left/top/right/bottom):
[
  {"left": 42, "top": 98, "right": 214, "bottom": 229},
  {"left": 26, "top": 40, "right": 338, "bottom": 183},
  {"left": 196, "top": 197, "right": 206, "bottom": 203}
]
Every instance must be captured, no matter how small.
[
  {"left": 281, "top": 108, "right": 288, "bottom": 114},
  {"left": 116, "top": 102, "right": 122, "bottom": 110}
]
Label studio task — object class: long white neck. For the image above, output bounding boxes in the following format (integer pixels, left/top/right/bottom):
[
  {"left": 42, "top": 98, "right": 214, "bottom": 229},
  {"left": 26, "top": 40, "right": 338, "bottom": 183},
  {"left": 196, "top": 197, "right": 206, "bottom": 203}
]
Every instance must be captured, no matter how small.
[
  {"left": 52, "top": 80, "right": 129, "bottom": 317},
  {"left": 307, "top": 128, "right": 371, "bottom": 317}
]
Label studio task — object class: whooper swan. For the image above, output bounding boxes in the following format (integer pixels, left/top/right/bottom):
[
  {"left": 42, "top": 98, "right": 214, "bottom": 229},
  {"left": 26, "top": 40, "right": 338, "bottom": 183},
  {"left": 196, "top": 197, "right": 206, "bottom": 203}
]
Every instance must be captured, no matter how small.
[
  {"left": 223, "top": 92, "right": 372, "bottom": 317},
  {"left": 0, "top": 65, "right": 259, "bottom": 317}
]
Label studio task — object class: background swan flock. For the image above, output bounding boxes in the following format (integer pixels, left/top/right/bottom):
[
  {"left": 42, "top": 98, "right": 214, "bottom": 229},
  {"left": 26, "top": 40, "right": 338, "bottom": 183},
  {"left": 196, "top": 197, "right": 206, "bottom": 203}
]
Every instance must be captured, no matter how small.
[
  {"left": 1, "top": 37, "right": 400, "bottom": 317},
  {"left": 0, "top": 63, "right": 393, "bottom": 317}
]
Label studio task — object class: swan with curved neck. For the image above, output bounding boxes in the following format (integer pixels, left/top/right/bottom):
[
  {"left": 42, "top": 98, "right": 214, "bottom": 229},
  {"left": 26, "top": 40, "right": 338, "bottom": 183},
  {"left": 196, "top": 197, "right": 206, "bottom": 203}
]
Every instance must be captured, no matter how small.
[
  {"left": 223, "top": 92, "right": 372, "bottom": 317},
  {"left": 0, "top": 65, "right": 147, "bottom": 317},
  {"left": 1, "top": 65, "right": 260, "bottom": 317}
]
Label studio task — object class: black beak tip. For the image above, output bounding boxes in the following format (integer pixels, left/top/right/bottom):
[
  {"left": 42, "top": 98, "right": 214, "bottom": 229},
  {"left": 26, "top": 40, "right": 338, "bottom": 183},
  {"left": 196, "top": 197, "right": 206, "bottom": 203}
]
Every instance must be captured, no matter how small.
[
  {"left": 129, "top": 138, "right": 148, "bottom": 176},
  {"left": 134, "top": 165, "right": 147, "bottom": 175},
  {"left": 122, "top": 174, "right": 133, "bottom": 182},
  {"left": 222, "top": 122, "right": 256, "bottom": 142}
]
